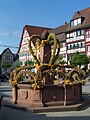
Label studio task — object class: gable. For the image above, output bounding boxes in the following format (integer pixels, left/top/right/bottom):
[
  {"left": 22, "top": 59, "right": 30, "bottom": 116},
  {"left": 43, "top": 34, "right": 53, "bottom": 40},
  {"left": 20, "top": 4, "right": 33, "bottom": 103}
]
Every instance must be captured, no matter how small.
[
  {"left": 0, "top": 48, "right": 14, "bottom": 64},
  {"left": 67, "top": 7, "right": 90, "bottom": 32},
  {"left": 1, "top": 48, "right": 13, "bottom": 56},
  {"left": 19, "top": 29, "right": 30, "bottom": 52},
  {"left": 17, "top": 25, "right": 52, "bottom": 53},
  {"left": 19, "top": 29, "right": 35, "bottom": 53}
]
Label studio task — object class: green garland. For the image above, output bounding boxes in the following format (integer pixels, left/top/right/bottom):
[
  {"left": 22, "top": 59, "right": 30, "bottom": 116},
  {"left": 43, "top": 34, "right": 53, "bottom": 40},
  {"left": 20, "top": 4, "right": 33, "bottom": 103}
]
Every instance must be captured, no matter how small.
[
  {"left": 9, "top": 65, "right": 35, "bottom": 86},
  {"left": 28, "top": 34, "right": 41, "bottom": 66},
  {"left": 9, "top": 32, "right": 87, "bottom": 89},
  {"left": 47, "top": 33, "right": 60, "bottom": 65},
  {"left": 28, "top": 33, "right": 60, "bottom": 66}
]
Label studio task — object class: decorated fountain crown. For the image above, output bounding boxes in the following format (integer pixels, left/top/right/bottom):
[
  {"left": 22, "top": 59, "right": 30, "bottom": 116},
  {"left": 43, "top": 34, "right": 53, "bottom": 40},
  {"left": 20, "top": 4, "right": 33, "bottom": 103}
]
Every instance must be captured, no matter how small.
[{"left": 9, "top": 31, "right": 87, "bottom": 90}]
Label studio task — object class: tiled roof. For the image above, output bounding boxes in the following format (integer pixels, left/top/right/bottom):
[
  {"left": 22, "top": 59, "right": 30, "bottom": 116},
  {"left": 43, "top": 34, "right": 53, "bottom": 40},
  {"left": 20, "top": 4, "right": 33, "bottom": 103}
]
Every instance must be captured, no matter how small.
[
  {"left": 49, "top": 24, "right": 68, "bottom": 34},
  {"left": 18, "top": 7, "right": 90, "bottom": 53},
  {"left": 48, "top": 24, "right": 68, "bottom": 41},
  {"left": 0, "top": 48, "right": 13, "bottom": 57},
  {"left": 25, "top": 25, "right": 52, "bottom": 36},
  {"left": 67, "top": 7, "right": 90, "bottom": 32},
  {"left": 18, "top": 25, "right": 52, "bottom": 53}
]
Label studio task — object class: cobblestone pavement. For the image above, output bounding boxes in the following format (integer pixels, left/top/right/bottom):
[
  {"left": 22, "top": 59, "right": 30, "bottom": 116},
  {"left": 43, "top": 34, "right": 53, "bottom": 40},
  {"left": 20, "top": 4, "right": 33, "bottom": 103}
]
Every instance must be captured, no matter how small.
[
  {"left": 0, "top": 105, "right": 90, "bottom": 120},
  {"left": 0, "top": 81, "right": 90, "bottom": 120}
]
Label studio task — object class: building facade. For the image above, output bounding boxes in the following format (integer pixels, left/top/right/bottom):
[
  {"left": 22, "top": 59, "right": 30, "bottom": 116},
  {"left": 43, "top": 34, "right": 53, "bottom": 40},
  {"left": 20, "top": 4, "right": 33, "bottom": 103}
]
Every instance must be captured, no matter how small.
[
  {"left": 85, "top": 29, "right": 90, "bottom": 57},
  {"left": 18, "top": 7, "right": 90, "bottom": 68},
  {"left": 18, "top": 25, "right": 51, "bottom": 66},
  {"left": 0, "top": 48, "right": 18, "bottom": 75},
  {"left": 49, "top": 23, "right": 68, "bottom": 62},
  {"left": 66, "top": 8, "right": 89, "bottom": 63}
]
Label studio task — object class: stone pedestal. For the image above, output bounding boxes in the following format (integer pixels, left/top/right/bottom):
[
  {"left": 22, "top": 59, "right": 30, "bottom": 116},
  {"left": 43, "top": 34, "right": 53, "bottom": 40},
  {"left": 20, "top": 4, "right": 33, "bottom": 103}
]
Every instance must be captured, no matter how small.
[
  {"left": 40, "top": 45, "right": 51, "bottom": 64},
  {"left": 12, "top": 83, "right": 82, "bottom": 107}
]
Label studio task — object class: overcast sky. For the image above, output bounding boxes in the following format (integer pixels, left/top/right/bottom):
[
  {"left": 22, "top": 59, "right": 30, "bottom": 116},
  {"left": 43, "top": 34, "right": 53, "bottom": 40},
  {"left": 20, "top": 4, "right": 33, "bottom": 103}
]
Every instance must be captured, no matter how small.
[{"left": 0, "top": 0, "right": 90, "bottom": 53}]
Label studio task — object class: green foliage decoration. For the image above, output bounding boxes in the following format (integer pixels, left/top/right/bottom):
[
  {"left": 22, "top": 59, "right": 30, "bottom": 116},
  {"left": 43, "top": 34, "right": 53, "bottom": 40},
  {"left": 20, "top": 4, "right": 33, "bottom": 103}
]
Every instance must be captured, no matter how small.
[
  {"left": 9, "top": 32, "right": 87, "bottom": 89},
  {"left": 47, "top": 33, "right": 60, "bottom": 65},
  {"left": 28, "top": 34, "right": 41, "bottom": 66}
]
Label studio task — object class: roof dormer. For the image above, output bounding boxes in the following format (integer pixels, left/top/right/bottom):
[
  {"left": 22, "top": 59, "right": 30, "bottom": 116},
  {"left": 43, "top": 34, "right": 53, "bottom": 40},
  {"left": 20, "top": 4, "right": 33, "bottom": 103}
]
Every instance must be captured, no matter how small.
[{"left": 70, "top": 16, "right": 85, "bottom": 28}]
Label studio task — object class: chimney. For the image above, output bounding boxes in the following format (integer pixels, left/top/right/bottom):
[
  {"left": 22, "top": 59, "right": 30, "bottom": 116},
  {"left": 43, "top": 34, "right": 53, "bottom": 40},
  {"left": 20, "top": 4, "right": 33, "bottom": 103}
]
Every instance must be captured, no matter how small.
[
  {"left": 65, "top": 22, "right": 67, "bottom": 25},
  {"left": 77, "top": 11, "right": 80, "bottom": 15}
]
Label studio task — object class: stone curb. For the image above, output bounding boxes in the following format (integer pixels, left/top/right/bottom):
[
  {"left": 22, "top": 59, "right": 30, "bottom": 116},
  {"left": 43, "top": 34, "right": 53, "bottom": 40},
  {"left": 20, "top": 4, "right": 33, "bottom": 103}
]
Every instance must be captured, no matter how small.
[{"left": 2, "top": 96, "right": 90, "bottom": 113}]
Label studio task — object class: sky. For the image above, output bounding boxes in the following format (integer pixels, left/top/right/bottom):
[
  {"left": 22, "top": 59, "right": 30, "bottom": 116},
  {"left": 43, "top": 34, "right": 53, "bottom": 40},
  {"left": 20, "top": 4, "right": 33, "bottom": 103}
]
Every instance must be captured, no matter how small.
[{"left": 0, "top": 0, "right": 90, "bottom": 54}]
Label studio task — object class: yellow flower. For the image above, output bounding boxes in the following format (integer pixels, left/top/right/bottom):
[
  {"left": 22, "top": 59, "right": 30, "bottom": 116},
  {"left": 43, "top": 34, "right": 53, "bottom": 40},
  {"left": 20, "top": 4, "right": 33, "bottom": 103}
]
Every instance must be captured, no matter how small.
[
  {"left": 69, "top": 82, "right": 73, "bottom": 86},
  {"left": 81, "top": 80, "right": 86, "bottom": 86},
  {"left": 74, "top": 80, "right": 78, "bottom": 82},
  {"left": 65, "top": 79, "right": 71, "bottom": 84},
  {"left": 32, "top": 82, "right": 40, "bottom": 90}
]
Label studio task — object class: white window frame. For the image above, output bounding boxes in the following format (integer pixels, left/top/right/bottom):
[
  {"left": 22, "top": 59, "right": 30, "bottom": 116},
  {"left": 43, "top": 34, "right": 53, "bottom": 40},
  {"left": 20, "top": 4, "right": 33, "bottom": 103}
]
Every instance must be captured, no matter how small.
[
  {"left": 77, "top": 18, "right": 81, "bottom": 24},
  {"left": 74, "top": 19, "right": 77, "bottom": 26},
  {"left": 66, "top": 34, "right": 69, "bottom": 38},
  {"left": 88, "top": 45, "right": 90, "bottom": 52}
]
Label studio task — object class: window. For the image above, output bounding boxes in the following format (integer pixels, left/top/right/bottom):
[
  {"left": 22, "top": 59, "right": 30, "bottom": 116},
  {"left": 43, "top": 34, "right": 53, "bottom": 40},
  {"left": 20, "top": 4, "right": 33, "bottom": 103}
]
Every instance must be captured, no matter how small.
[
  {"left": 71, "top": 44, "right": 74, "bottom": 49},
  {"left": 86, "top": 30, "right": 90, "bottom": 38},
  {"left": 73, "top": 32, "right": 76, "bottom": 37},
  {"left": 86, "top": 31, "right": 89, "bottom": 38},
  {"left": 81, "top": 42, "right": 85, "bottom": 47},
  {"left": 61, "top": 43, "right": 65, "bottom": 48},
  {"left": 71, "top": 21, "right": 74, "bottom": 27},
  {"left": 67, "top": 44, "right": 71, "bottom": 50},
  {"left": 75, "top": 43, "right": 77, "bottom": 48},
  {"left": 7, "top": 52, "right": 9, "bottom": 54},
  {"left": 74, "top": 19, "right": 77, "bottom": 26},
  {"left": 29, "top": 52, "right": 31, "bottom": 56},
  {"left": 86, "top": 31, "right": 88, "bottom": 35},
  {"left": 81, "top": 30, "right": 84, "bottom": 35},
  {"left": 77, "top": 18, "right": 81, "bottom": 24},
  {"left": 66, "top": 34, "right": 69, "bottom": 38},
  {"left": 70, "top": 33, "right": 73, "bottom": 38},
  {"left": 63, "top": 43, "right": 66, "bottom": 47},
  {"left": 66, "top": 30, "right": 84, "bottom": 39},
  {"left": 78, "top": 42, "right": 81, "bottom": 47},
  {"left": 87, "top": 45, "right": 90, "bottom": 52},
  {"left": 6, "top": 56, "right": 10, "bottom": 60},
  {"left": 70, "top": 18, "right": 81, "bottom": 27},
  {"left": 77, "top": 30, "right": 81, "bottom": 36}
]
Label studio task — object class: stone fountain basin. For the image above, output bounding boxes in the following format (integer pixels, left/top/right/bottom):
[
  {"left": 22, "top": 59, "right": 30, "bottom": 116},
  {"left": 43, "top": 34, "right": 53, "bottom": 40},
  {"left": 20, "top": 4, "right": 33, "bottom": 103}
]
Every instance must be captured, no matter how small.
[{"left": 12, "top": 82, "right": 82, "bottom": 107}]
